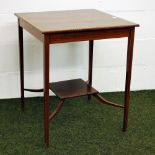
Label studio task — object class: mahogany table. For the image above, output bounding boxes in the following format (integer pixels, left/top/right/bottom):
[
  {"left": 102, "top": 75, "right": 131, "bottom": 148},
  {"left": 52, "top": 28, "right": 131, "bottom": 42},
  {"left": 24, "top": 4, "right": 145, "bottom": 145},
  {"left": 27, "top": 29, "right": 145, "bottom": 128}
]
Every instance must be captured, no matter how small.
[{"left": 15, "top": 9, "right": 139, "bottom": 147}]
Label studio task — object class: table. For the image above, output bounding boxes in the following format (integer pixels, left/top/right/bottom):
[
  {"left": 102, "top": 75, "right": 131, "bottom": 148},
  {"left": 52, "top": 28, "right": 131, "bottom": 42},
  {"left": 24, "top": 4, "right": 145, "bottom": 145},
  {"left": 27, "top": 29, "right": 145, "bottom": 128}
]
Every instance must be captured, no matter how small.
[{"left": 15, "top": 9, "right": 139, "bottom": 147}]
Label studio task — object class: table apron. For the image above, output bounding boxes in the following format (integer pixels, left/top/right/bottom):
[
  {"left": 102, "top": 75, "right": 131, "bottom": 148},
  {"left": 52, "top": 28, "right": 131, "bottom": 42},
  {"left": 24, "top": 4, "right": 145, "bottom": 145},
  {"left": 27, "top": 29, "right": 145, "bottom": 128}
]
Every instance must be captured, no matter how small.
[{"left": 47, "top": 28, "right": 130, "bottom": 44}]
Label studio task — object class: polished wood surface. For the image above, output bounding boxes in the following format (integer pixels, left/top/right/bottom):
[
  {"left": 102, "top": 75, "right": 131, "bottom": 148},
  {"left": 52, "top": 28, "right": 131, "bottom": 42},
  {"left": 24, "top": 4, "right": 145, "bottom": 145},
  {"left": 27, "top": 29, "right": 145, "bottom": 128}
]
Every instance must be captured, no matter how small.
[
  {"left": 16, "top": 9, "right": 139, "bottom": 148},
  {"left": 15, "top": 9, "right": 139, "bottom": 34},
  {"left": 50, "top": 79, "right": 98, "bottom": 99}
]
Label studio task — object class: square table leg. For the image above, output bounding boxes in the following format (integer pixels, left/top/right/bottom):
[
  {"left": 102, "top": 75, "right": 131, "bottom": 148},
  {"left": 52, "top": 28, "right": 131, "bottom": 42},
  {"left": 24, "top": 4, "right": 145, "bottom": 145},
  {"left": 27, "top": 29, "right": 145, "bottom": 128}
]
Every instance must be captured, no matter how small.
[
  {"left": 43, "top": 36, "right": 50, "bottom": 147},
  {"left": 18, "top": 20, "right": 25, "bottom": 111},
  {"left": 88, "top": 40, "right": 94, "bottom": 100},
  {"left": 123, "top": 27, "right": 135, "bottom": 131}
]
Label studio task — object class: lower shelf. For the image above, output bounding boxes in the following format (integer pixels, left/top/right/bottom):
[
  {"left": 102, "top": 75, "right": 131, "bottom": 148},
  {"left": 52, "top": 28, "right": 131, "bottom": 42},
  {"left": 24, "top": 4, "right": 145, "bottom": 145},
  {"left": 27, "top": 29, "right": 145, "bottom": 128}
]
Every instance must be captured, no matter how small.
[{"left": 50, "top": 78, "right": 98, "bottom": 99}]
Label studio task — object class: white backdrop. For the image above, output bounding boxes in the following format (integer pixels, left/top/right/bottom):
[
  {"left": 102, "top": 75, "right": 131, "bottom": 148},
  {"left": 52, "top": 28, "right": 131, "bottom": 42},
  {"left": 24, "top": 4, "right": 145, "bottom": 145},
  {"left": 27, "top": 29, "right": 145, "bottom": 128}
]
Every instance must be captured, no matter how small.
[{"left": 0, "top": 0, "right": 155, "bottom": 98}]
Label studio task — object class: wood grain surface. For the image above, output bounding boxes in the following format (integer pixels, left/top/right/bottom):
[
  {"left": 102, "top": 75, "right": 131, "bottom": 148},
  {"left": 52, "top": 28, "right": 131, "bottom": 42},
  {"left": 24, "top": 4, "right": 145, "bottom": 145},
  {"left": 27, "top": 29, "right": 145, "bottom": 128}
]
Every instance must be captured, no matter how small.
[{"left": 15, "top": 9, "right": 139, "bottom": 33}]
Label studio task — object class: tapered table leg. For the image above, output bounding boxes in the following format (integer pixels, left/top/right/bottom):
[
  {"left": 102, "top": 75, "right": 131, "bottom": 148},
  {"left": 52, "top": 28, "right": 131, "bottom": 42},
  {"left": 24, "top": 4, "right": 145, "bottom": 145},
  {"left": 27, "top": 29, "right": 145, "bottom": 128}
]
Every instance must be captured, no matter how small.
[
  {"left": 18, "top": 20, "right": 25, "bottom": 111},
  {"left": 88, "top": 40, "right": 94, "bottom": 100},
  {"left": 43, "top": 36, "right": 50, "bottom": 147},
  {"left": 123, "top": 28, "right": 135, "bottom": 131}
]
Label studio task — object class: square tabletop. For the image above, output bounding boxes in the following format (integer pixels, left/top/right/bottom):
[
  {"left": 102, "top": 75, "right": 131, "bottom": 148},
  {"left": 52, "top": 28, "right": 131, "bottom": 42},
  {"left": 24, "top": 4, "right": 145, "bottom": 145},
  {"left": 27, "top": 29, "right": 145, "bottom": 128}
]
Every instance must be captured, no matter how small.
[{"left": 15, "top": 9, "right": 139, "bottom": 34}]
